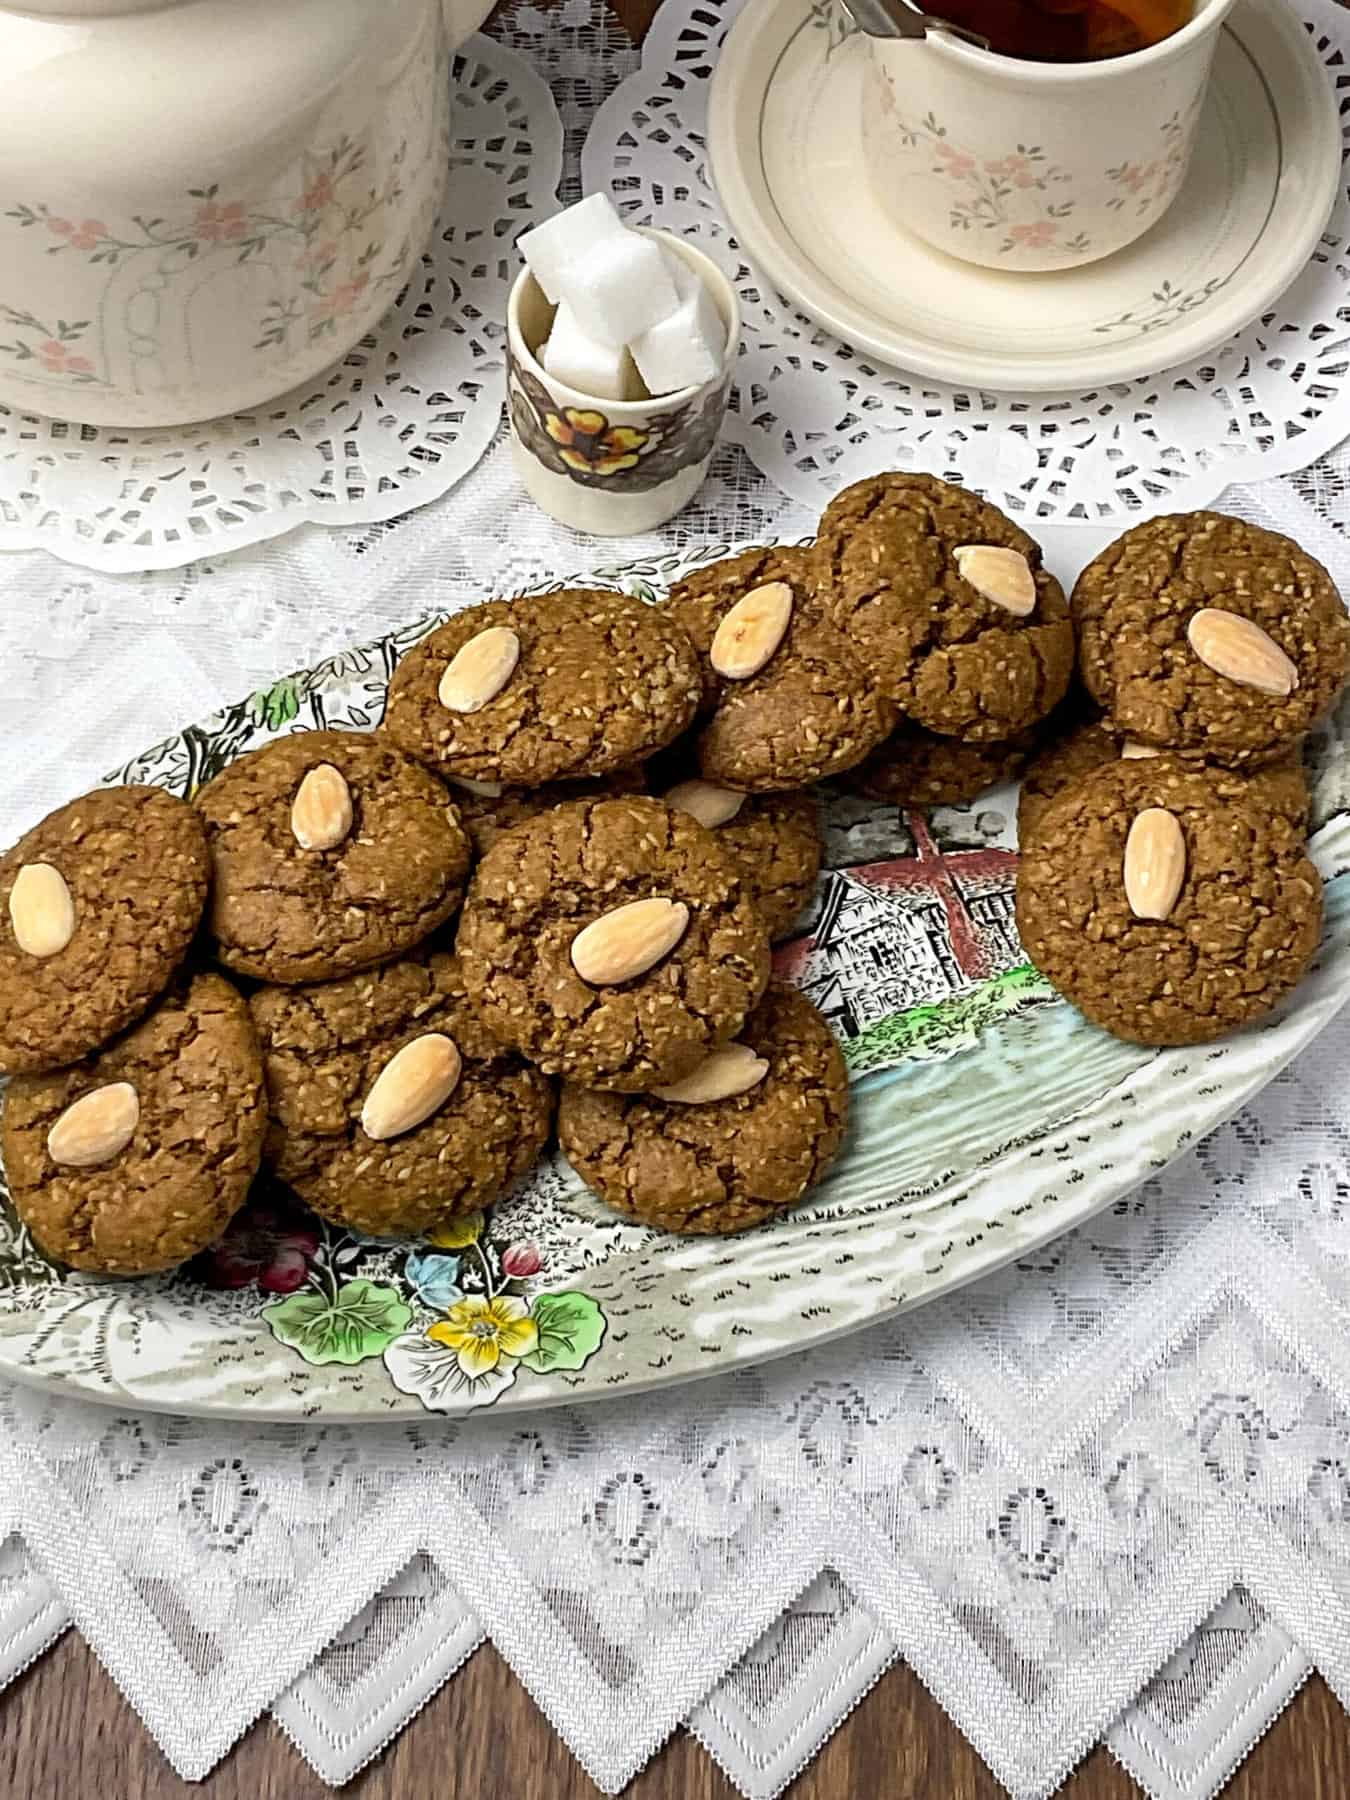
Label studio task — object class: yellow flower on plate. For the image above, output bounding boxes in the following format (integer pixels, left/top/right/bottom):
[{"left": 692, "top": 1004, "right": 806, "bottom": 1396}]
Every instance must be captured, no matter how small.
[
  {"left": 428, "top": 1294, "right": 539, "bottom": 1378},
  {"left": 425, "top": 1211, "right": 484, "bottom": 1250}
]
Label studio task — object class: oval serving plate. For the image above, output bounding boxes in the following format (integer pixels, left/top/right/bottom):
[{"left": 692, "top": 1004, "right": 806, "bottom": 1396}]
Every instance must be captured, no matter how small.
[{"left": 2, "top": 541, "right": 1350, "bottom": 1422}]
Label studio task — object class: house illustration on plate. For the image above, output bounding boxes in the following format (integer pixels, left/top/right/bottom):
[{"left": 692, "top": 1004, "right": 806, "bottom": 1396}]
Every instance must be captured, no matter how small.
[{"left": 775, "top": 810, "right": 1023, "bottom": 1040}]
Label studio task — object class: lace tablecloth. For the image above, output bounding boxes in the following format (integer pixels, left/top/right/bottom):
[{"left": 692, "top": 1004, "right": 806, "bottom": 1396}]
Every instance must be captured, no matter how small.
[{"left": 6, "top": 3, "right": 1350, "bottom": 1796}]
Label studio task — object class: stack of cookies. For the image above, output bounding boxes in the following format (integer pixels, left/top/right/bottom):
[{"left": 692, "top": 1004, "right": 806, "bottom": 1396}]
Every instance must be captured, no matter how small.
[
  {"left": 1015, "top": 514, "right": 1348, "bottom": 1046},
  {"left": 380, "top": 584, "right": 850, "bottom": 1238},
  {"left": 0, "top": 786, "right": 267, "bottom": 1275},
  {"left": 0, "top": 587, "right": 856, "bottom": 1274},
  {"left": 2, "top": 479, "right": 1344, "bottom": 1279}
]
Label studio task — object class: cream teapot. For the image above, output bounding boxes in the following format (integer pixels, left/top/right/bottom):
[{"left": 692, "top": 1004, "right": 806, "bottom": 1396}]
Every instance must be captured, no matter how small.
[{"left": 0, "top": 0, "right": 494, "bottom": 426}]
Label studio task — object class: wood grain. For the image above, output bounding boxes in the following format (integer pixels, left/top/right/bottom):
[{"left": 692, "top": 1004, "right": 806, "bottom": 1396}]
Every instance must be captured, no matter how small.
[{"left": 6, "top": 2, "right": 1349, "bottom": 1796}]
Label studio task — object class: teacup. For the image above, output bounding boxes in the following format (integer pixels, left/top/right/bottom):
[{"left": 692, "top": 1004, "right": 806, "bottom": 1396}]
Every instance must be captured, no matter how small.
[
  {"left": 505, "top": 229, "right": 738, "bottom": 537},
  {"left": 861, "top": 0, "right": 1238, "bottom": 272}
]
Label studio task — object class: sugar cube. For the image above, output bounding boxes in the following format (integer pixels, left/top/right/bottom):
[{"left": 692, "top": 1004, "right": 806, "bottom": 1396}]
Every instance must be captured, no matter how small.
[
  {"left": 553, "top": 231, "right": 681, "bottom": 350},
  {"left": 662, "top": 248, "right": 701, "bottom": 301},
  {"left": 518, "top": 194, "right": 629, "bottom": 305},
  {"left": 629, "top": 268, "right": 727, "bottom": 396},
  {"left": 541, "top": 300, "right": 642, "bottom": 402}
]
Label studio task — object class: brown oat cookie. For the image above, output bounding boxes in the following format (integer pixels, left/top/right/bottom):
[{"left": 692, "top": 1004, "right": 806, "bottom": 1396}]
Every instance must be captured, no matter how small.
[
  {"left": 812, "top": 473, "right": 1074, "bottom": 741},
  {"left": 1015, "top": 760, "right": 1322, "bottom": 1047},
  {"left": 667, "top": 547, "right": 893, "bottom": 790},
  {"left": 250, "top": 948, "right": 553, "bottom": 1237},
  {"left": 382, "top": 589, "right": 701, "bottom": 787},
  {"left": 196, "top": 730, "right": 471, "bottom": 985},
  {"left": 1, "top": 970, "right": 266, "bottom": 1275},
  {"left": 650, "top": 752, "right": 822, "bottom": 940},
  {"left": 558, "top": 983, "right": 848, "bottom": 1234},
  {"left": 0, "top": 785, "right": 209, "bottom": 1076},
  {"left": 1017, "top": 717, "right": 1311, "bottom": 842},
  {"left": 449, "top": 766, "right": 647, "bottom": 859},
  {"left": 702, "top": 790, "right": 821, "bottom": 940},
  {"left": 454, "top": 795, "right": 771, "bottom": 1091},
  {"left": 1017, "top": 717, "right": 1124, "bottom": 841},
  {"left": 855, "top": 718, "right": 1036, "bottom": 808},
  {"left": 1071, "top": 512, "right": 1350, "bottom": 767}
]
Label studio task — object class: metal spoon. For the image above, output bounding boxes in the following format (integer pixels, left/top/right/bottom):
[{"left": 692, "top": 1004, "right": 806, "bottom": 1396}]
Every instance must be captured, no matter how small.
[{"left": 839, "top": 0, "right": 992, "bottom": 52}]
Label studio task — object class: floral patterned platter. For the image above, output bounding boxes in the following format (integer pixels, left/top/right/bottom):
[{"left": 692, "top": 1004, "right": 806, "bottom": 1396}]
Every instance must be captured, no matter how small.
[
  {"left": 3, "top": 542, "right": 1350, "bottom": 1423},
  {"left": 706, "top": 0, "right": 1340, "bottom": 389}
]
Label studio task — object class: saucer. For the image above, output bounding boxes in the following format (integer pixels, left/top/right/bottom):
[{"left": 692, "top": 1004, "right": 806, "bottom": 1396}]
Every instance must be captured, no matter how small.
[{"left": 708, "top": 0, "right": 1341, "bottom": 390}]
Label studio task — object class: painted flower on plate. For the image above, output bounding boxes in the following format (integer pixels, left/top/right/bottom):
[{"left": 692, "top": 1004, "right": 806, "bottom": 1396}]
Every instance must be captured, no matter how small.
[
  {"left": 384, "top": 1327, "right": 519, "bottom": 1409},
  {"left": 429, "top": 1293, "right": 539, "bottom": 1378},
  {"left": 403, "top": 1249, "right": 464, "bottom": 1312},
  {"left": 200, "top": 1201, "right": 320, "bottom": 1295},
  {"left": 501, "top": 1240, "right": 543, "bottom": 1279},
  {"left": 1007, "top": 220, "right": 1058, "bottom": 248},
  {"left": 425, "top": 1211, "right": 485, "bottom": 1250}
]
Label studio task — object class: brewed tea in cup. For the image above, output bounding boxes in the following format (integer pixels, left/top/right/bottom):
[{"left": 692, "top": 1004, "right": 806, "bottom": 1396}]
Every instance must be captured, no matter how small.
[{"left": 938, "top": 0, "right": 1195, "bottom": 62}]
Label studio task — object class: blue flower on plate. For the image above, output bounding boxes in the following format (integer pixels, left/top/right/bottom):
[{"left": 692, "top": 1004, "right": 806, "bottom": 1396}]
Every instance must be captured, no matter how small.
[{"left": 404, "top": 1250, "right": 464, "bottom": 1313}]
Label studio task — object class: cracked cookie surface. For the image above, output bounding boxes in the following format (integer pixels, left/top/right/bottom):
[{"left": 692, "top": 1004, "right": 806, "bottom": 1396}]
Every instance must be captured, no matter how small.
[
  {"left": 558, "top": 983, "right": 848, "bottom": 1234},
  {"left": 450, "top": 765, "right": 646, "bottom": 859},
  {"left": 708, "top": 790, "right": 822, "bottom": 940},
  {"left": 669, "top": 548, "right": 892, "bottom": 790},
  {"left": 383, "top": 589, "right": 701, "bottom": 786},
  {"left": 1016, "top": 760, "right": 1322, "bottom": 1046},
  {"left": 196, "top": 730, "right": 470, "bottom": 984},
  {"left": 1018, "top": 714, "right": 1310, "bottom": 842},
  {"left": 0, "top": 785, "right": 209, "bottom": 1076},
  {"left": 811, "top": 474, "right": 1074, "bottom": 741},
  {"left": 454, "top": 796, "right": 771, "bottom": 1091},
  {"left": 2, "top": 970, "right": 266, "bottom": 1274},
  {"left": 1071, "top": 512, "right": 1350, "bottom": 767},
  {"left": 250, "top": 948, "right": 553, "bottom": 1236},
  {"left": 649, "top": 743, "right": 822, "bottom": 941}
]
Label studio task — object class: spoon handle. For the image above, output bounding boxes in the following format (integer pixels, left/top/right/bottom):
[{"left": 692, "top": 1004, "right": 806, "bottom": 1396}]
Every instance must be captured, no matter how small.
[
  {"left": 839, "top": 0, "right": 992, "bottom": 50},
  {"left": 839, "top": 0, "right": 928, "bottom": 38}
]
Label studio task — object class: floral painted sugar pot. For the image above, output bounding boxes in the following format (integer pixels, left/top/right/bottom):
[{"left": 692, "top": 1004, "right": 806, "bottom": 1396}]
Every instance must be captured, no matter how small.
[{"left": 0, "top": 0, "right": 493, "bottom": 426}]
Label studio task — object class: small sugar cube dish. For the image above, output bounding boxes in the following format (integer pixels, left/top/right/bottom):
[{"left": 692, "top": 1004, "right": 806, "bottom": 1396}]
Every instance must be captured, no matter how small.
[{"left": 506, "top": 228, "right": 739, "bottom": 537}]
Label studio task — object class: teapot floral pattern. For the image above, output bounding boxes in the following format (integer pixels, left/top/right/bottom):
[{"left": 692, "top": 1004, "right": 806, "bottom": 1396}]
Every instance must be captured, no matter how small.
[{"left": 2, "top": 138, "right": 415, "bottom": 393}]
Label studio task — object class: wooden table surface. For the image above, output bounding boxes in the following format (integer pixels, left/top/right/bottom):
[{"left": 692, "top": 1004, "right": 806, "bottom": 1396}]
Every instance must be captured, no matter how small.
[{"left": 6, "top": 1, "right": 1349, "bottom": 1795}]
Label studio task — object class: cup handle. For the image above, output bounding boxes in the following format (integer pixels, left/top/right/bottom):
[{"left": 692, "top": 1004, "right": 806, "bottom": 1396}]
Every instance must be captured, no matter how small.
[{"left": 442, "top": 0, "right": 496, "bottom": 47}]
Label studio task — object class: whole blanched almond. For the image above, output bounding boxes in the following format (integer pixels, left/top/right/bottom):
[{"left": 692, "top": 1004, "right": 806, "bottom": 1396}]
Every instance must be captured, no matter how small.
[
  {"left": 1123, "top": 807, "right": 1186, "bottom": 921},
  {"left": 1186, "top": 609, "right": 1298, "bottom": 696},
  {"left": 291, "top": 763, "right": 353, "bottom": 851},
  {"left": 1120, "top": 741, "right": 1161, "bottom": 760},
  {"left": 653, "top": 1043, "right": 770, "bottom": 1103},
  {"left": 710, "top": 582, "right": 793, "bottom": 679},
  {"left": 361, "top": 1033, "right": 462, "bottom": 1141},
  {"left": 438, "top": 627, "right": 521, "bottom": 713},
  {"left": 664, "top": 779, "right": 745, "bottom": 828},
  {"left": 9, "top": 862, "right": 75, "bottom": 957},
  {"left": 47, "top": 1082, "right": 139, "bottom": 1168},
  {"left": 953, "top": 545, "right": 1037, "bottom": 617},
  {"left": 571, "top": 897, "right": 690, "bottom": 985},
  {"left": 448, "top": 775, "right": 505, "bottom": 798}
]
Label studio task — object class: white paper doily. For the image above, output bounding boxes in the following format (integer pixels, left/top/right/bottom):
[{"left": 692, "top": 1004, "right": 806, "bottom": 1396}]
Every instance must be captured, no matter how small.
[
  {"left": 583, "top": 0, "right": 1350, "bottom": 526},
  {"left": 0, "top": 36, "right": 562, "bottom": 574}
]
